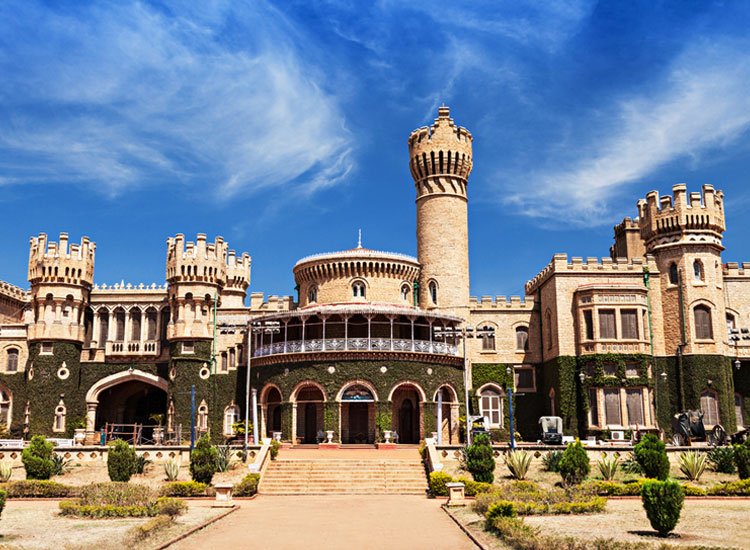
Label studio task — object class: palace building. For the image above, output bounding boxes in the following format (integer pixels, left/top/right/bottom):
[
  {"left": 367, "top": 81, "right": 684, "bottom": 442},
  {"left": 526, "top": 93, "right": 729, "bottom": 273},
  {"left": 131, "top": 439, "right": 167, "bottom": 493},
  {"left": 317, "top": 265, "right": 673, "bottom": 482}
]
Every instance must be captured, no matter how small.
[{"left": 0, "top": 106, "right": 748, "bottom": 445}]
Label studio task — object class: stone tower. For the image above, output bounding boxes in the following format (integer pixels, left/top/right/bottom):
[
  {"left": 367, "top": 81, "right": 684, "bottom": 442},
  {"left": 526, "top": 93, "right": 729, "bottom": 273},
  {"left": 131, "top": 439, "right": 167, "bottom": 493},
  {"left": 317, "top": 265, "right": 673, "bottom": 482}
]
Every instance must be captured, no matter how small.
[
  {"left": 27, "top": 233, "right": 96, "bottom": 342},
  {"left": 637, "top": 184, "right": 726, "bottom": 356},
  {"left": 409, "top": 106, "right": 473, "bottom": 317},
  {"left": 165, "top": 234, "right": 251, "bottom": 340}
]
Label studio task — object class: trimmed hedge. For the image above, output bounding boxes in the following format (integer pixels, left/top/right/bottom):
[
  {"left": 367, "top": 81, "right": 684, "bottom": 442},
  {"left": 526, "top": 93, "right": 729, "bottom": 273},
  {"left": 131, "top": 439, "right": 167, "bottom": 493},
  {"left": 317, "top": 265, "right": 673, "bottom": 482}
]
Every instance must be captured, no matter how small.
[
  {"left": 59, "top": 501, "right": 158, "bottom": 518},
  {"left": 160, "top": 481, "right": 208, "bottom": 497},
  {"left": 641, "top": 480, "right": 684, "bottom": 537},
  {"left": 0, "top": 480, "right": 74, "bottom": 497},
  {"left": 706, "top": 479, "right": 750, "bottom": 496},
  {"left": 107, "top": 439, "right": 137, "bottom": 482},
  {"left": 234, "top": 474, "right": 260, "bottom": 497},
  {"left": 428, "top": 472, "right": 493, "bottom": 497}
]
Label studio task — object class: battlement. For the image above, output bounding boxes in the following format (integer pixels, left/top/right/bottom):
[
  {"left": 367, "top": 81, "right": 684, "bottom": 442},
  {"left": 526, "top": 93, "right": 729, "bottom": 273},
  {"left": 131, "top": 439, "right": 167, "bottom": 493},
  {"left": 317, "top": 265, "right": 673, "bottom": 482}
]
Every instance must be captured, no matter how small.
[
  {"left": 249, "top": 292, "right": 295, "bottom": 312},
  {"left": 408, "top": 106, "right": 473, "bottom": 183},
  {"left": 225, "top": 250, "right": 252, "bottom": 291},
  {"left": 166, "top": 233, "right": 229, "bottom": 286},
  {"left": 526, "top": 254, "right": 652, "bottom": 294},
  {"left": 469, "top": 295, "right": 536, "bottom": 310},
  {"left": 637, "top": 184, "right": 725, "bottom": 250},
  {"left": 723, "top": 262, "right": 750, "bottom": 278},
  {"left": 28, "top": 233, "right": 95, "bottom": 287},
  {"left": 92, "top": 282, "right": 168, "bottom": 292},
  {"left": 0, "top": 280, "right": 28, "bottom": 302}
]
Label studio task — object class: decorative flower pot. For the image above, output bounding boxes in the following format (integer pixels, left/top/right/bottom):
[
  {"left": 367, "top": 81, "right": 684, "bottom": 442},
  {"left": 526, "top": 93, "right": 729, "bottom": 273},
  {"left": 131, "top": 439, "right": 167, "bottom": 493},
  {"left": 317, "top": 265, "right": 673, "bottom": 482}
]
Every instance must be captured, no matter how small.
[
  {"left": 273, "top": 431, "right": 282, "bottom": 442},
  {"left": 153, "top": 427, "right": 164, "bottom": 445},
  {"left": 73, "top": 429, "right": 85, "bottom": 446},
  {"left": 326, "top": 430, "right": 334, "bottom": 443},
  {"left": 384, "top": 430, "right": 392, "bottom": 443}
]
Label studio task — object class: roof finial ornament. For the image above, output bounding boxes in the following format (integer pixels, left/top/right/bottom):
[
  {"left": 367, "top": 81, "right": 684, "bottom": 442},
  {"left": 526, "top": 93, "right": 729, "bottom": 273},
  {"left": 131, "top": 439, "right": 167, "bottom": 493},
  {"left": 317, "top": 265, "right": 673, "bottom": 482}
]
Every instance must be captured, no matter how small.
[{"left": 357, "top": 229, "right": 362, "bottom": 249}]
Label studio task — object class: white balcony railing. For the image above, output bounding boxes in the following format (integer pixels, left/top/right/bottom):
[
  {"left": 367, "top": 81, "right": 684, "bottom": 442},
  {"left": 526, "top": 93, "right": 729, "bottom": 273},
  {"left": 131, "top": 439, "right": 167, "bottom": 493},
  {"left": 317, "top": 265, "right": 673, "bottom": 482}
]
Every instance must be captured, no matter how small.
[
  {"left": 106, "top": 340, "right": 161, "bottom": 357},
  {"left": 254, "top": 338, "right": 459, "bottom": 357}
]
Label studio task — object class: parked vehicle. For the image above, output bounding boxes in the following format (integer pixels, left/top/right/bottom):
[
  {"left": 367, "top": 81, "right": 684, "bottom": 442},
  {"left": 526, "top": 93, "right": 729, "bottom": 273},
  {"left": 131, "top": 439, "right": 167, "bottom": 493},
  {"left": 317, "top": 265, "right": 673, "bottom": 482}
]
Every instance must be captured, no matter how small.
[
  {"left": 539, "top": 416, "right": 564, "bottom": 445},
  {"left": 671, "top": 410, "right": 726, "bottom": 446}
]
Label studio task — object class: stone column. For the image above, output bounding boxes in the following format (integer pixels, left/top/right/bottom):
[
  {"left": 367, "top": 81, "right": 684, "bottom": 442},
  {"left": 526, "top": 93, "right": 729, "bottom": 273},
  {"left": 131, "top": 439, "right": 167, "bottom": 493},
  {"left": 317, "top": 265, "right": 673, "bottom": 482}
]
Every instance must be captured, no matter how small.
[
  {"left": 91, "top": 311, "right": 101, "bottom": 349},
  {"left": 85, "top": 402, "right": 98, "bottom": 444}
]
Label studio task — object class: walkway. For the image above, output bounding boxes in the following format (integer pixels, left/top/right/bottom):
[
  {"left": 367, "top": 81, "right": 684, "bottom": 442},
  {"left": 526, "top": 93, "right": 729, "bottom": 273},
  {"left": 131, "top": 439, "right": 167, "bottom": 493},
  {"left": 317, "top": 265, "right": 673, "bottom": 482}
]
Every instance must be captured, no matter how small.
[{"left": 170, "top": 495, "right": 476, "bottom": 550}]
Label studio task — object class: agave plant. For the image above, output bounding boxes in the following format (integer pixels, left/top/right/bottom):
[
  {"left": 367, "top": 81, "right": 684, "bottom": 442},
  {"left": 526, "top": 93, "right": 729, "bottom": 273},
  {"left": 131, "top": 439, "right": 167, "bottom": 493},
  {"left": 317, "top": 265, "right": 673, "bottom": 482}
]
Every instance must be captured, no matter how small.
[
  {"left": 505, "top": 449, "right": 533, "bottom": 480},
  {"left": 0, "top": 461, "right": 12, "bottom": 482},
  {"left": 679, "top": 451, "right": 708, "bottom": 482},
  {"left": 216, "top": 445, "right": 232, "bottom": 473},
  {"left": 164, "top": 457, "right": 180, "bottom": 481},
  {"left": 597, "top": 453, "right": 619, "bottom": 481}
]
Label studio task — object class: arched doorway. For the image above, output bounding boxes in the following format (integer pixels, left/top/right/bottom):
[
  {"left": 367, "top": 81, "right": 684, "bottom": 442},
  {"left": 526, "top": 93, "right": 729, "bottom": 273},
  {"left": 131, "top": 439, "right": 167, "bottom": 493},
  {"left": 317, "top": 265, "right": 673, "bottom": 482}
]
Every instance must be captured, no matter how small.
[
  {"left": 294, "top": 383, "right": 325, "bottom": 444},
  {"left": 391, "top": 383, "right": 424, "bottom": 444},
  {"left": 339, "top": 383, "right": 376, "bottom": 444},
  {"left": 435, "top": 386, "right": 459, "bottom": 444},
  {"left": 264, "top": 387, "right": 282, "bottom": 438}
]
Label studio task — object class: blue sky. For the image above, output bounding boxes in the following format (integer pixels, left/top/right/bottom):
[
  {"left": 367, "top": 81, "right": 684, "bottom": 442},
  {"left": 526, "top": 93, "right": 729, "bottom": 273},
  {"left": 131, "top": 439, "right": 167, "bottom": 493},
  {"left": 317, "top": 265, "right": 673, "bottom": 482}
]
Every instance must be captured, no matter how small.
[{"left": 2, "top": 1, "right": 750, "bottom": 300}]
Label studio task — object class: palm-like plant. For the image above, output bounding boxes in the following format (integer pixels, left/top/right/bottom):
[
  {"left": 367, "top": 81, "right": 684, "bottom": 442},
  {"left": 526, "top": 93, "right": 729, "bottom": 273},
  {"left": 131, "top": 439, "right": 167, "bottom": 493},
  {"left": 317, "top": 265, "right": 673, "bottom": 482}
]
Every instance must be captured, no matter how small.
[
  {"left": 598, "top": 453, "right": 620, "bottom": 481},
  {"left": 679, "top": 451, "right": 708, "bottom": 482},
  {"left": 505, "top": 449, "right": 533, "bottom": 480}
]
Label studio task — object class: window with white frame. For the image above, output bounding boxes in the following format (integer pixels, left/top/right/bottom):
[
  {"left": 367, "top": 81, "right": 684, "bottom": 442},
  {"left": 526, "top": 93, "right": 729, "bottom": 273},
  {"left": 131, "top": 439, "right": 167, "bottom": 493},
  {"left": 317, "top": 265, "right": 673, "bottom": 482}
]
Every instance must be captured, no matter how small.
[
  {"left": 514, "top": 367, "right": 536, "bottom": 392},
  {"left": 229, "top": 348, "right": 236, "bottom": 369},
  {"left": 589, "top": 387, "right": 651, "bottom": 427},
  {"left": 53, "top": 400, "right": 66, "bottom": 433},
  {"left": 224, "top": 404, "right": 240, "bottom": 435},
  {"left": 401, "top": 284, "right": 411, "bottom": 303},
  {"left": 694, "top": 306, "right": 713, "bottom": 340},
  {"left": 621, "top": 310, "right": 639, "bottom": 339},
  {"left": 182, "top": 341, "right": 194, "bottom": 354},
  {"left": 599, "top": 310, "right": 616, "bottom": 339},
  {"left": 625, "top": 389, "right": 645, "bottom": 425},
  {"left": 701, "top": 389, "right": 720, "bottom": 426},
  {"left": 603, "top": 388, "right": 622, "bottom": 425},
  {"left": 41, "top": 342, "right": 53, "bottom": 355},
  {"left": 736, "top": 394, "right": 745, "bottom": 428},
  {"left": 479, "top": 387, "right": 503, "bottom": 427},
  {"left": 352, "top": 282, "right": 366, "bottom": 298},
  {"left": 693, "top": 260, "right": 704, "bottom": 282},
  {"left": 429, "top": 282, "right": 437, "bottom": 304},
  {"left": 197, "top": 402, "right": 209, "bottom": 431},
  {"left": 6, "top": 349, "right": 19, "bottom": 373},
  {"left": 0, "top": 386, "right": 11, "bottom": 429},
  {"left": 308, "top": 286, "right": 318, "bottom": 303}
]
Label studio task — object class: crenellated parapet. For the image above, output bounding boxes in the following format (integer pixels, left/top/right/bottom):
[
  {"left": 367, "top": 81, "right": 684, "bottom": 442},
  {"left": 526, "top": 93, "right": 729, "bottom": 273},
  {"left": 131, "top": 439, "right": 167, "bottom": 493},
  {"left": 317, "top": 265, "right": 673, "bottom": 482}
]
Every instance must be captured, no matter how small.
[
  {"left": 223, "top": 250, "right": 252, "bottom": 308},
  {"left": 249, "top": 292, "right": 296, "bottom": 312},
  {"left": 166, "top": 233, "right": 228, "bottom": 287},
  {"left": 637, "top": 184, "right": 725, "bottom": 252},
  {"left": 28, "top": 233, "right": 95, "bottom": 288},
  {"left": 610, "top": 217, "right": 645, "bottom": 261},
  {"left": 723, "top": 262, "right": 750, "bottom": 279},
  {"left": 469, "top": 295, "right": 537, "bottom": 310},
  {"left": 526, "top": 254, "right": 654, "bottom": 294},
  {"left": 0, "top": 280, "right": 28, "bottom": 302}
]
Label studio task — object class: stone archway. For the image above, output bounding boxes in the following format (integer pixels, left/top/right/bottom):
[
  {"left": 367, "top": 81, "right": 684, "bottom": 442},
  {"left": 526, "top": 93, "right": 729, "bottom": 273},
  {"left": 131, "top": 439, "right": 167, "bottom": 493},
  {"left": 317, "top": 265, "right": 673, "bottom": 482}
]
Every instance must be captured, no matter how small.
[
  {"left": 434, "top": 384, "right": 460, "bottom": 444},
  {"left": 337, "top": 380, "right": 377, "bottom": 444},
  {"left": 291, "top": 381, "right": 327, "bottom": 444},
  {"left": 390, "top": 381, "right": 426, "bottom": 444},
  {"left": 85, "top": 370, "right": 169, "bottom": 443}
]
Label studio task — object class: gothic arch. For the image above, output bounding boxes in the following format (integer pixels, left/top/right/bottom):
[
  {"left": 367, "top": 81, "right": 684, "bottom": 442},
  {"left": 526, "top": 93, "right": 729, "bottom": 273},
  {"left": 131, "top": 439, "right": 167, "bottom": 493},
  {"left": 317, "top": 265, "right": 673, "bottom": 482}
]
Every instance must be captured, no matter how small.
[
  {"left": 388, "top": 380, "right": 426, "bottom": 402},
  {"left": 290, "top": 380, "right": 328, "bottom": 402},
  {"left": 336, "top": 379, "right": 379, "bottom": 402},
  {"left": 86, "top": 369, "right": 168, "bottom": 404}
]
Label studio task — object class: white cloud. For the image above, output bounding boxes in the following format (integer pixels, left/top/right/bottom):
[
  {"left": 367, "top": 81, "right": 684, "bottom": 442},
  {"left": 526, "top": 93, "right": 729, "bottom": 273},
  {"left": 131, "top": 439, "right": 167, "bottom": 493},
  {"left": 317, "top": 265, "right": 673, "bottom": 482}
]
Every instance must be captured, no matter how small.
[
  {"left": 506, "top": 40, "right": 750, "bottom": 225},
  {"left": 0, "top": 1, "right": 353, "bottom": 198}
]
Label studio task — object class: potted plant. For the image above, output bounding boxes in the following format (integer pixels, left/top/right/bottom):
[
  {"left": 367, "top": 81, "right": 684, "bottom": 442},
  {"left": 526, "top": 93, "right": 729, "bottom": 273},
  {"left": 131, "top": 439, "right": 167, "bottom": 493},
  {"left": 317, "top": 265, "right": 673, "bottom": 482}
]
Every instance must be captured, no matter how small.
[{"left": 149, "top": 414, "right": 165, "bottom": 445}]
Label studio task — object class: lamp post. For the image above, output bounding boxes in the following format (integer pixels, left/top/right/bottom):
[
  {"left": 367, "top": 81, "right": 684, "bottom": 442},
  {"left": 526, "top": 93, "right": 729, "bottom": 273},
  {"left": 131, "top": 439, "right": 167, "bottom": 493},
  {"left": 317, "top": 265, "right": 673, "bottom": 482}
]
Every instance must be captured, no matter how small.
[{"left": 433, "top": 324, "right": 495, "bottom": 447}]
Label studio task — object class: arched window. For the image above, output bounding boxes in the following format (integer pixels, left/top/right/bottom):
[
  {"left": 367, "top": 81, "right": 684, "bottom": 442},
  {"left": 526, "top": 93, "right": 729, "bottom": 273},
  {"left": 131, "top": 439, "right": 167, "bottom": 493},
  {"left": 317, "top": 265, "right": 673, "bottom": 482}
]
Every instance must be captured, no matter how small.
[
  {"left": 130, "top": 309, "right": 141, "bottom": 341},
  {"left": 98, "top": 311, "right": 109, "bottom": 347},
  {"left": 229, "top": 348, "right": 236, "bottom": 369},
  {"left": 479, "top": 387, "right": 503, "bottom": 427},
  {"left": 401, "top": 284, "right": 411, "bottom": 303},
  {"left": 224, "top": 404, "right": 240, "bottom": 436},
  {"left": 727, "top": 313, "right": 736, "bottom": 340},
  {"left": 693, "top": 260, "right": 703, "bottom": 282},
  {"left": 736, "top": 394, "right": 745, "bottom": 428},
  {"left": 515, "top": 326, "right": 529, "bottom": 351},
  {"left": 53, "top": 400, "right": 66, "bottom": 433},
  {"left": 308, "top": 286, "right": 318, "bottom": 303},
  {"left": 694, "top": 305, "right": 713, "bottom": 340},
  {"left": 352, "top": 282, "right": 366, "bottom": 298},
  {"left": 0, "top": 386, "right": 11, "bottom": 430},
  {"left": 146, "top": 309, "right": 158, "bottom": 341},
  {"left": 6, "top": 349, "right": 19, "bottom": 373},
  {"left": 480, "top": 326, "right": 495, "bottom": 350},
  {"left": 221, "top": 352, "right": 228, "bottom": 372},
  {"left": 197, "top": 401, "right": 209, "bottom": 432},
  {"left": 114, "top": 309, "right": 126, "bottom": 342},
  {"left": 429, "top": 282, "right": 438, "bottom": 304},
  {"left": 701, "top": 389, "right": 720, "bottom": 426},
  {"left": 669, "top": 263, "right": 678, "bottom": 285}
]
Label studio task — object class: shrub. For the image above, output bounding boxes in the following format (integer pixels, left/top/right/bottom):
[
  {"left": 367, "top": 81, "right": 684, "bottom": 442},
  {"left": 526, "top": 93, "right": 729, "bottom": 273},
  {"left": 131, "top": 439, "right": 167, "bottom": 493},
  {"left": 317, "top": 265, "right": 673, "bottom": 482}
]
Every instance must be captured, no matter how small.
[
  {"left": 681, "top": 484, "right": 706, "bottom": 496},
  {"left": 270, "top": 439, "right": 280, "bottom": 460},
  {"left": 107, "top": 439, "right": 137, "bottom": 482},
  {"left": 734, "top": 440, "right": 750, "bottom": 480},
  {"left": 59, "top": 501, "right": 157, "bottom": 518},
  {"left": 597, "top": 453, "right": 619, "bottom": 481},
  {"left": 190, "top": 435, "right": 218, "bottom": 484},
  {"left": 156, "top": 497, "right": 187, "bottom": 517},
  {"left": 52, "top": 455, "right": 71, "bottom": 476},
  {"left": 679, "top": 451, "right": 708, "bottom": 482},
  {"left": 707, "top": 446, "right": 735, "bottom": 474},
  {"left": 620, "top": 451, "right": 643, "bottom": 475},
  {"left": 541, "top": 450, "right": 563, "bottom": 473},
  {"left": 164, "top": 457, "right": 180, "bottom": 481},
  {"left": 706, "top": 479, "right": 750, "bottom": 495},
  {"left": 134, "top": 455, "right": 151, "bottom": 475},
  {"left": 429, "top": 472, "right": 453, "bottom": 496},
  {"left": 161, "top": 481, "right": 208, "bottom": 497},
  {"left": 0, "top": 462, "right": 12, "bottom": 483},
  {"left": 78, "top": 482, "right": 154, "bottom": 507},
  {"left": 1, "top": 480, "right": 73, "bottom": 497},
  {"left": 22, "top": 436, "right": 55, "bottom": 480},
  {"left": 634, "top": 434, "right": 669, "bottom": 481},
  {"left": 641, "top": 480, "right": 684, "bottom": 537},
  {"left": 234, "top": 473, "right": 260, "bottom": 497},
  {"left": 128, "top": 515, "right": 173, "bottom": 542},
  {"left": 505, "top": 450, "right": 532, "bottom": 480},
  {"left": 0, "top": 489, "right": 6, "bottom": 519},
  {"left": 558, "top": 440, "right": 590, "bottom": 486},
  {"left": 466, "top": 433, "right": 495, "bottom": 483},
  {"left": 454, "top": 477, "right": 493, "bottom": 496},
  {"left": 486, "top": 500, "right": 516, "bottom": 520}
]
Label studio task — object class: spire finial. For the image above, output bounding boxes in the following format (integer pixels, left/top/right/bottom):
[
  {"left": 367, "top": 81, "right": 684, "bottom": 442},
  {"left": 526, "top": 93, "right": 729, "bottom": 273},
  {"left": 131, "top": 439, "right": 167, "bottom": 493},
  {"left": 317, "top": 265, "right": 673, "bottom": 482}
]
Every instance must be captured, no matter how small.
[{"left": 357, "top": 229, "right": 362, "bottom": 249}]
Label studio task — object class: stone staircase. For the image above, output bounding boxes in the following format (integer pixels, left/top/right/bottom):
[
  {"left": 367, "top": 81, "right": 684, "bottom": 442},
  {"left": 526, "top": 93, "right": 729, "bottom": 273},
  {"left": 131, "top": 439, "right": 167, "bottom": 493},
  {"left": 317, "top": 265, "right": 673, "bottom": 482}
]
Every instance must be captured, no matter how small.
[{"left": 259, "top": 458, "right": 428, "bottom": 495}]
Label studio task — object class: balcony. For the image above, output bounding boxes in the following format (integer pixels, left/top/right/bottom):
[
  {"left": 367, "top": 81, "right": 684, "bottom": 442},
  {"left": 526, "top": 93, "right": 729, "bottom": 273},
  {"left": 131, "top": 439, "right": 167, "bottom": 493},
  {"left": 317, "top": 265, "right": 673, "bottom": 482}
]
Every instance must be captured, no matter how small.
[
  {"left": 254, "top": 337, "right": 459, "bottom": 357},
  {"left": 106, "top": 340, "right": 161, "bottom": 357},
  {"left": 579, "top": 341, "right": 649, "bottom": 354}
]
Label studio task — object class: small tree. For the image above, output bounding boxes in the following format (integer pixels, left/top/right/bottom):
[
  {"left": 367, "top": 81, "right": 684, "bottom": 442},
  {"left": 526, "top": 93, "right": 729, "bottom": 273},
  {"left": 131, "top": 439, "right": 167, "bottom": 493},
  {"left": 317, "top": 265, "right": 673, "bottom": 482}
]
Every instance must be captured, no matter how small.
[
  {"left": 558, "top": 439, "right": 590, "bottom": 486},
  {"left": 734, "top": 439, "right": 750, "bottom": 480},
  {"left": 190, "top": 435, "right": 218, "bottom": 484},
  {"left": 634, "top": 434, "right": 670, "bottom": 480},
  {"left": 641, "top": 480, "right": 684, "bottom": 536},
  {"left": 466, "top": 433, "right": 495, "bottom": 483},
  {"left": 107, "top": 439, "right": 137, "bottom": 482},
  {"left": 22, "top": 435, "right": 55, "bottom": 480}
]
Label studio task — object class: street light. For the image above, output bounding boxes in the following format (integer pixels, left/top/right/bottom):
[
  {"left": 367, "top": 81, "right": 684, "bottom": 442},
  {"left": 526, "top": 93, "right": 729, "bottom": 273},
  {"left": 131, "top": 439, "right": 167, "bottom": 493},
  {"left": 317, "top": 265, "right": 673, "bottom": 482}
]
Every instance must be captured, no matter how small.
[
  {"left": 735, "top": 358, "right": 742, "bottom": 371},
  {"left": 434, "top": 324, "right": 495, "bottom": 447}
]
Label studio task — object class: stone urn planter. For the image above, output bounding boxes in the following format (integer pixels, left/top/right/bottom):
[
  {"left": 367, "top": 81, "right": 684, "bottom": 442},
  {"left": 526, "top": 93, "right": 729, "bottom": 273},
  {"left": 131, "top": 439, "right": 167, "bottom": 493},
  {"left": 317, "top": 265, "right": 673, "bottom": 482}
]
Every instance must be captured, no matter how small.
[
  {"left": 153, "top": 427, "right": 164, "bottom": 445},
  {"left": 326, "top": 430, "right": 334, "bottom": 443},
  {"left": 384, "top": 430, "right": 392, "bottom": 443},
  {"left": 73, "top": 429, "right": 85, "bottom": 446}
]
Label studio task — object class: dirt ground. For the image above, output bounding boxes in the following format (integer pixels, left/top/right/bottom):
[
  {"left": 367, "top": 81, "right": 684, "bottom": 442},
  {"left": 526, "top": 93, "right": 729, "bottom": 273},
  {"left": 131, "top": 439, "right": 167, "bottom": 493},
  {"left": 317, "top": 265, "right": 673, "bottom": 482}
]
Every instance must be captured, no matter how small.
[
  {"left": 451, "top": 499, "right": 750, "bottom": 549},
  {"left": 0, "top": 499, "right": 224, "bottom": 550}
]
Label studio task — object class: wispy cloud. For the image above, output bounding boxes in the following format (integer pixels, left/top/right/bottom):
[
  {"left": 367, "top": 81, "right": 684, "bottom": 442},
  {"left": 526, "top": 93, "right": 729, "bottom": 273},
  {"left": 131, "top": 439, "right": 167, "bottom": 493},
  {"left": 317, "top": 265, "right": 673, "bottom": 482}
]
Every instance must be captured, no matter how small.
[
  {"left": 506, "top": 39, "right": 750, "bottom": 225},
  {"left": 0, "top": 1, "right": 353, "bottom": 198}
]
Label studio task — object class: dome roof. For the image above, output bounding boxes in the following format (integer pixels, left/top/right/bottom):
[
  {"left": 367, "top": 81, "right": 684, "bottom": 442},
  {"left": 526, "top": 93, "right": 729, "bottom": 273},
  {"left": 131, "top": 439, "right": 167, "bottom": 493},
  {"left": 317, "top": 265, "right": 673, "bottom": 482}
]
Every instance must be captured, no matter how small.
[{"left": 294, "top": 246, "right": 419, "bottom": 269}]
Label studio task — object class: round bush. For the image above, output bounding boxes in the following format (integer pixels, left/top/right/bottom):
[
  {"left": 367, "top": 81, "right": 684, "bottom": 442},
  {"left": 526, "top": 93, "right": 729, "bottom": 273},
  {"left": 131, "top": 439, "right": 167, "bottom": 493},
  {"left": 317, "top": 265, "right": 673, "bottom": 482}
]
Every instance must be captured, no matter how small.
[
  {"left": 558, "top": 440, "right": 590, "bottom": 486},
  {"left": 634, "top": 434, "right": 670, "bottom": 481},
  {"left": 234, "top": 474, "right": 260, "bottom": 497},
  {"left": 641, "top": 480, "right": 684, "bottom": 536},
  {"left": 22, "top": 436, "right": 55, "bottom": 480},
  {"left": 734, "top": 440, "right": 750, "bottom": 480},
  {"left": 466, "top": 433, "right": 496, "bottom": 483},
  {"left": 190, "top": 435, "right": 218, "bottom": 484},
  {"left": 107, "top": 439, "right": 137, "bottom": 482}
]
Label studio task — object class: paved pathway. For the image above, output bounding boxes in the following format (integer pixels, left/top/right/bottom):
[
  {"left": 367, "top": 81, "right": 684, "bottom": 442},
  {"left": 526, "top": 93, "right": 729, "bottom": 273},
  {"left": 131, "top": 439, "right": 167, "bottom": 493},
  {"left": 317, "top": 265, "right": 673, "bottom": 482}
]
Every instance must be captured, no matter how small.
[{"left": 171, "top": 495, "right": 476, "bottom": 550}]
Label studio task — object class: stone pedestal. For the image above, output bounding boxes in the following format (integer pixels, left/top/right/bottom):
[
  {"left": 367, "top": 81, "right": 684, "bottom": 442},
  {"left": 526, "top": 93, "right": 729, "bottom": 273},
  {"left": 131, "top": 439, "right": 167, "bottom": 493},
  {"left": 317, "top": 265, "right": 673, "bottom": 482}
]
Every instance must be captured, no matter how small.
[
  {"left": 445, "top": 482, "right": 466, "bottom": 506},
  {"left": 213, "top": 483, "right": 234, "bottom": 508}
]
